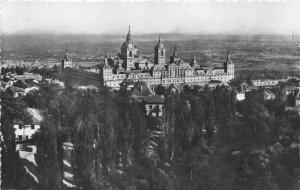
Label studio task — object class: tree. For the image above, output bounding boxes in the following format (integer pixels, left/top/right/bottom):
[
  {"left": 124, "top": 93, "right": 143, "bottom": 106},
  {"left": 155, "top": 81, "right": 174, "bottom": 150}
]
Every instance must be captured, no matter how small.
[
  {"left": 208, "top": 87, "right": 300, "bottom": 190},
  {"left": 72, "top": 116, "right": 97, "bottom": 189},
  {"left": 155, "top": 85, "right": 166, "bottom": 96},
  {"left": 1, "top": 92, "right": 32, "bottom": 189},
  {"left": 130, "top": 101, "right": 148, "bottom": 163},
  {"left": 15, "top": 66, "right": 25, "bottom": 75},
  {"left": 35, "top": 119, "right": 62, "bottom": 190}
]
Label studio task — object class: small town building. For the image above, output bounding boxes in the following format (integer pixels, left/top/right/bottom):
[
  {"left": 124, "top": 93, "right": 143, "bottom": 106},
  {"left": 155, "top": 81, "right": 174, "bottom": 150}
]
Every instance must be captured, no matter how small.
[
  {"left": 236, "top": 91, "right": 246, "bottom": 101},
  {"left": 130, "top": 81, "right": 155, "bottom": 99},
  {"left": 14, "top": 108, "right": 42, "bottom": 141},
  {"left": 61, "top": 50, "right": 73, "bottom": 69},
  {"left": 11, "top": 72, "right": 42, "bottom": 81},
  {"left": 278, "top": 81, "right": 300, "bottom": 95},
  {"left": 7, "top": 86, "right": 25, "bottom": 97},
  {"left": 129, "top": 81, "right": 165, "bottom": 117},
  {"left": 251, "top": 79, "right": 280, "bottom": 87},
  {"left": 143, "top": 96, "right": 164, "bottom": 117},
  {"left": 13, "top": 79, "right": 29, "bottom": 89}
]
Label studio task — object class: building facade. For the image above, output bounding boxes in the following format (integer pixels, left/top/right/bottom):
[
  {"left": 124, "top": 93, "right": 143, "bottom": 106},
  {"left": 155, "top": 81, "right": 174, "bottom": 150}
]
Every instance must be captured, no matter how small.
[
  {"left": 101, "top": 27, "right": 235, "bottom": 89},
  {"left": 14, "top": 108, "right": 42, "bottom": 141},
  {"left": 251, "top": 79, "right": 280, "bottom": 87},
  {"left": 120, "top": 26, "right": 139, "bottom": 71},
  {"left": 143, "top": 96, "right": 164, "bottom": 117},
  {"left": 61, "top": 50, "right": 73, "bottom": 69}
]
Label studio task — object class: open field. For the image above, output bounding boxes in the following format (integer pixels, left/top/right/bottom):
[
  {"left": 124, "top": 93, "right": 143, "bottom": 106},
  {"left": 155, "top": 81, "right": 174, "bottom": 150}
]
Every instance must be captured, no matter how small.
[{"left": 54, "top": 68, "right": 102, "bottom": 88}]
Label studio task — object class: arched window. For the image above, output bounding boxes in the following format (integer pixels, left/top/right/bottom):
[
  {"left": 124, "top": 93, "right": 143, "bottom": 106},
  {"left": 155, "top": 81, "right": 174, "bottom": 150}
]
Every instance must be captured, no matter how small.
[
  {"left": 161, "top": 50, "right": 164, "bottom": 56},
  {"left": 129, "top": 51, "right": 132, "bottom": 57}
]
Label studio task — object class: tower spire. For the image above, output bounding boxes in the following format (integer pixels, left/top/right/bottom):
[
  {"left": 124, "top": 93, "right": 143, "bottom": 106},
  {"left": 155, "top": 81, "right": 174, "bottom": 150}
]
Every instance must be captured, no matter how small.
[
  {"left": 64, "top": 49, "right": 69, "bottom": 61},
  {"left": 173, "top": 46, "right": 178, "bottom": 57},
  {"left": 158, "top": 33, "right": 161, "bottom": 43},
  {"left": 190, "top": 51, "right": 197, "bottom": 66},
  {"left": 225, "top": 49, "right": 229, "bottom": 62},
  {"left": 104, "top": 51, "right": 108, "bottom": 66},
  {"left": 126, "top": 25, "right": 131, "bottom": 41}
]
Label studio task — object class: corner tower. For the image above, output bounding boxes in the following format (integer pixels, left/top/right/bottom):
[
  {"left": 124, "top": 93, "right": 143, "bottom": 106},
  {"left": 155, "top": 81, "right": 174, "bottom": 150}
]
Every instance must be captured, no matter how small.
[
  {"left": 61, "top": 49, "right": 73, "bottom": 69},
  {"left": 224, "top": 50, "right": 234, "bottom": 75},
  {"left": 190, "top": 51, "right": 197, "bottom": 67},
  {"left": 170, "top": 46, "right": 180, "bottom": 63},
  {"left": 154, "top": 34, "right": 166, "bottom": 65}
]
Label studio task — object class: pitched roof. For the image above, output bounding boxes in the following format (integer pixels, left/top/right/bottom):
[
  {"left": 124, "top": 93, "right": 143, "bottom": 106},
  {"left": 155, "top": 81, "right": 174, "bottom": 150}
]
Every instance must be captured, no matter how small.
[
  {"left": 246, "top": 86, "right": 259, "bottom": 92},
  {"left": 8, "top": 86, "right": 25, "bottom": 92},
  {"left": 130, "top": 81, "right": 154, "bottom": 97},
  {"left": 279, "top": 82, "right": 297, "bottom": 91},
  {"left": 143, "top": 95, "right": 164, "bottom": 104},
  {"left": 13, "top": 79, "right": 28, "bottom": 88},
  {"left": 14, "top": 108, "right": 43, "bottom": 125},
  {"left": 179, "top": 63, "right": 192, "bottom": 70},
  {"left": 153, "top": 64, "right": 166, "bottom": 71},
  {"left": 27, "top": 108, "right": 43, "bottom": 125}
]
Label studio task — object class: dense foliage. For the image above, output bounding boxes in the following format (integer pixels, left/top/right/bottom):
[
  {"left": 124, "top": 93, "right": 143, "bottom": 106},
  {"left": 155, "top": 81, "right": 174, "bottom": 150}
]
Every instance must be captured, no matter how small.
[
  {"left": 1, "top": 91, "right": 33, "bottom": 189},
  {"left": 2, "top": 80, "right": 300, "bottom": 189}
]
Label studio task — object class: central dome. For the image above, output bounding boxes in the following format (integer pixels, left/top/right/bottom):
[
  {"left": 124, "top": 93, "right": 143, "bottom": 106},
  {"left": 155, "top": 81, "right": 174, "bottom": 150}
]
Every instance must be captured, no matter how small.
[
  {"left": 121, "top": 40, "right": 134, "bottom": 49},
  {"left": 156, "top": 42, "right": 164, "bottom": 48}
]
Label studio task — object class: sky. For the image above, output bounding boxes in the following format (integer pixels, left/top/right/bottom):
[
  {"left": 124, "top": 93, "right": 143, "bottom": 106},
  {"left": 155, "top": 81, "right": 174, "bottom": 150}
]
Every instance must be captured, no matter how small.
[{"left": 2, "top": 1, "right": 300, "bottom": 35}]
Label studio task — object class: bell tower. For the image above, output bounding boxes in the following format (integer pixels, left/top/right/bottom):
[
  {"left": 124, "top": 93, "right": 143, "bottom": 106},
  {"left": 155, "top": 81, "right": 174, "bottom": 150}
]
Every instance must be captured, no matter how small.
[
  {"left": 224, "top": 50, "right": 234, "bottom": 75},
  {"left": 190, "top": 51, "right": 197, "bottom": 67},
  {"left": 61, "top": 49, "right": 73, "bottom": 69},
  {"left": 154, "top": 34, "right": 166, "bottom": 65},
  {"left": 170, "top": 46, "right": 180, "bottom": 63}
]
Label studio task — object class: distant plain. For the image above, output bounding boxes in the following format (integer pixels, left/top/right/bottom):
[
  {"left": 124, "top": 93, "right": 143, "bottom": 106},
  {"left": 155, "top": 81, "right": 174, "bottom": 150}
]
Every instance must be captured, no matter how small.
[{"left": 2, "top": 33, "right": 300, "bottom": 79}]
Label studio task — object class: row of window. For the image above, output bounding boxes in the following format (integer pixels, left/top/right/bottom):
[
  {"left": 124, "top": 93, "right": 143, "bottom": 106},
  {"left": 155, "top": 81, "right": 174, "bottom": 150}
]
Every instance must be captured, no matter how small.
[
  {"left": 163, "top": 79, "right": 184, "bottom": 84},
  {"left": 17, "top": 125, "right": 36, "bottom": 130},
  {"left": 17, "top": 135, "right": 29, "bottom": 141},
  {"left": 186, "top": 77, "right": 210, "bottom": 82},
  {"left": 106, "top": 74, "right": 233, "bottom": 83},
  {"left": 112, "top": 75, "right": 126, "bottom": 79},
  {"left": 147, "top": 104, "right": 163, "bottom": 109}
]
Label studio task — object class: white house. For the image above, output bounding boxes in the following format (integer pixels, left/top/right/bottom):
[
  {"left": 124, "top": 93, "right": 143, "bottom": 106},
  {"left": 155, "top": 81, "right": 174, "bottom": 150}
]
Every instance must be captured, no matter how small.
[
  {"left": 7, "top": 86, "right": 25, "bottom": 97},
  {"left": 143, "top": 95, "right": 164, "bottom": 117},
  {"left": 236, "top": 92, "right": 246, "bottom": 101},
  {"left": 14, "top": 108, "right": 43, "bottom": 141}
]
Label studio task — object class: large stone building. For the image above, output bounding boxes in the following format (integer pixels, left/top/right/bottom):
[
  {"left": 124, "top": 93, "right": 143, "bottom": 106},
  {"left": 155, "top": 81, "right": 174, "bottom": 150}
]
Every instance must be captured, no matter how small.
[{"left": 101, "top": 27, "right": 234, "bottom": 89}]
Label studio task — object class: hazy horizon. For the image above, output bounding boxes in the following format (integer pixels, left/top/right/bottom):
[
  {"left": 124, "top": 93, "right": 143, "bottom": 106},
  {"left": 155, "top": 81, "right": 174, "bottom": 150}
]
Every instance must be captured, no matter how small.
[
  {"left": 2, "top": 1, "right": 300, "bottom": 35},
  {"left": 0, "top": 31, "right": 295, "bottom": 37}
]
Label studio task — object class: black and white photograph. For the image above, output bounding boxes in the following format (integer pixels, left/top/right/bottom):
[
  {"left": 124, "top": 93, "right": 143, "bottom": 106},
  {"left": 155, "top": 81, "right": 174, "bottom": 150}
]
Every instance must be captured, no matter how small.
[{"left": 1, "top": 0, "right": 300, "bottom": 189}]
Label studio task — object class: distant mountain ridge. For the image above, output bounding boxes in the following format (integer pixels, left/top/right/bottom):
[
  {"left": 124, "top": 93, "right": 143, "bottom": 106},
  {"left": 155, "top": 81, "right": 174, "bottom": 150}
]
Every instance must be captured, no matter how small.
[{"left": 2, "top": 33, "right": 291, "bottom": 43}]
